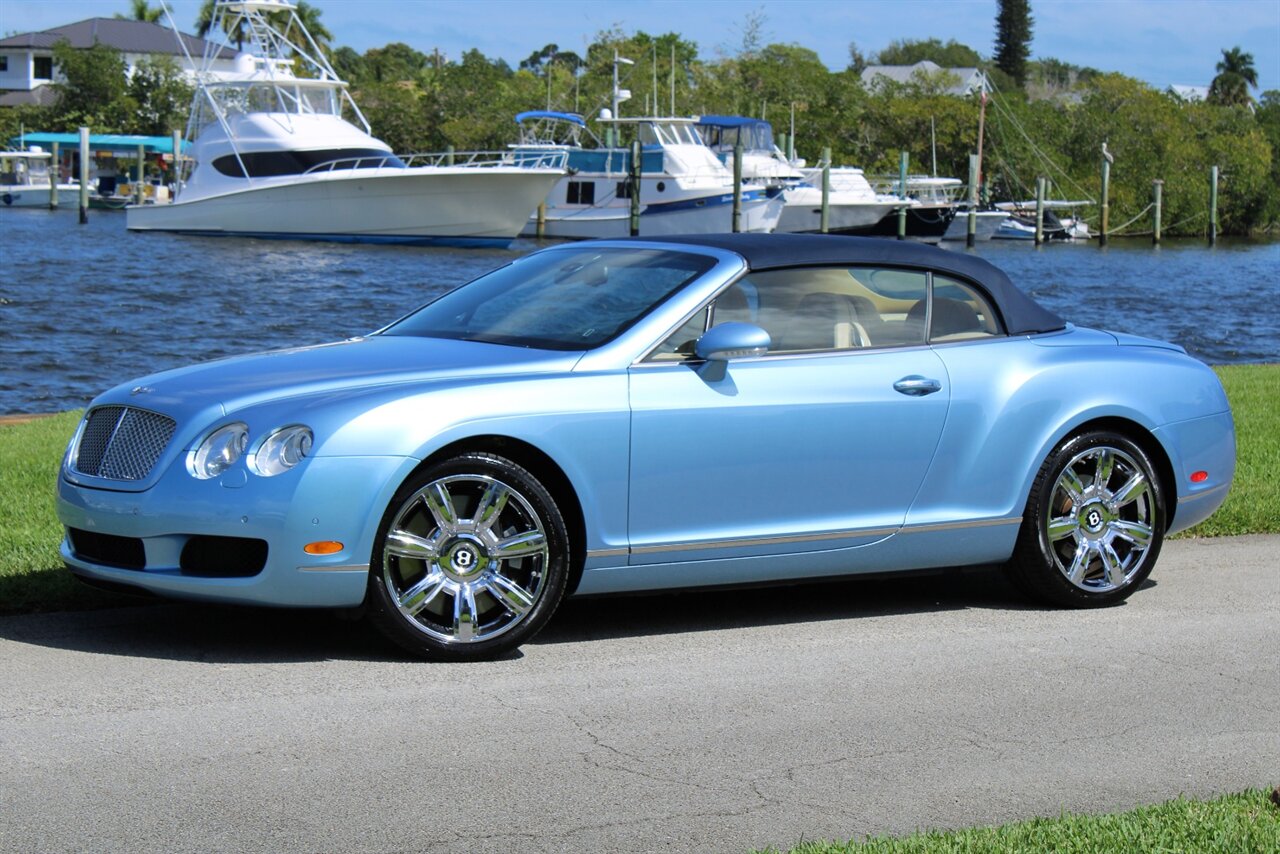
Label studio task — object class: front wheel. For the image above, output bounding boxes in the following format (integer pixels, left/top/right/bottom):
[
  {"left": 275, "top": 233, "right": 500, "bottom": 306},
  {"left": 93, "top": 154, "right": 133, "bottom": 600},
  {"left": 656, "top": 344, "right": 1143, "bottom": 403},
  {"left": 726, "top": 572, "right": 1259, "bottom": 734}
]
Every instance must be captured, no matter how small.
[
  {"left": 1007, "top": 431, "right": 1165, "bottom": 608},
  {"left": 366, "top": 452, "right": 570, "bottom": 661}
]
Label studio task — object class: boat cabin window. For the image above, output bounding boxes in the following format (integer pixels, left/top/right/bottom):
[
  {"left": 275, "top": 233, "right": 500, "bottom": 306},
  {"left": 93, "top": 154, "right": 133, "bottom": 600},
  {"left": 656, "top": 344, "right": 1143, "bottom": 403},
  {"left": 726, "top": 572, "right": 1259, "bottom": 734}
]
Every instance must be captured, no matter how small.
[
  {"left": 638, "top": 122, "right": 703, "bottom": 147},
  {"left": 213, "top": 148, "right": 405, "bottom": 178},
  {"left": 697, "top": 122, "right": 774, "bottom": 153},
  {"left": 566, "top": 180, "right": 595, "bottom": 205}
]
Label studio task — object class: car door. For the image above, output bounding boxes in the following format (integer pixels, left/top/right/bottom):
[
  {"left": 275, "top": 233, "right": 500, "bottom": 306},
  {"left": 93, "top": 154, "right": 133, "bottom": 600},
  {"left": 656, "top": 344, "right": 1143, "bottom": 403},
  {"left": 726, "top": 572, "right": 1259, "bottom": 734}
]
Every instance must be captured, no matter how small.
[{"left": 627, "top": 265, "right": 950, "bottom": 566}]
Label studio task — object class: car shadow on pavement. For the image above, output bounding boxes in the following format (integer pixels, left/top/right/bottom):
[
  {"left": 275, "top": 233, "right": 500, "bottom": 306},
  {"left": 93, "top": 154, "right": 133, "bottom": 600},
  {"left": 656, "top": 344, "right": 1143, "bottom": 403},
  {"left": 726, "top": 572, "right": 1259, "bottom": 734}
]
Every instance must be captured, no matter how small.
[
  {"left": 534, "top": 564, "right": 1046, "bottom": 648},
  {"left": 0, "top": 566, "right": 1148, "bottom": 664}
]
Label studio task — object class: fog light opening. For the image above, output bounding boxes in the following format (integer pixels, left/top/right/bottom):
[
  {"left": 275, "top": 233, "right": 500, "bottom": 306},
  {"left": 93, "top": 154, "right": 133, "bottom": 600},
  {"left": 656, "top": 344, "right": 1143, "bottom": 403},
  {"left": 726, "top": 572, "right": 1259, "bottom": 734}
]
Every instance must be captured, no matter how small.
[{"left": 304, "top": 541, "right": 344, "bottom": 555}]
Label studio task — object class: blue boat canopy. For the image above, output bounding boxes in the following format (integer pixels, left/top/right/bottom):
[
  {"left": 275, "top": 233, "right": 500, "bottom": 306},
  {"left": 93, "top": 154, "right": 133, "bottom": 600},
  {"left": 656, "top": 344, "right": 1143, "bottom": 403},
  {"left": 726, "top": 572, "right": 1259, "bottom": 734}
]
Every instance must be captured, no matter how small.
[
  {"left": 695, "top": 115, "right": 770, "bottom": 129},
  {"left": 7, "top": 132, "right": 190, "bottom": 155},
  {"left": 514, "top": 111, "right": 586, "bottom": 127}
]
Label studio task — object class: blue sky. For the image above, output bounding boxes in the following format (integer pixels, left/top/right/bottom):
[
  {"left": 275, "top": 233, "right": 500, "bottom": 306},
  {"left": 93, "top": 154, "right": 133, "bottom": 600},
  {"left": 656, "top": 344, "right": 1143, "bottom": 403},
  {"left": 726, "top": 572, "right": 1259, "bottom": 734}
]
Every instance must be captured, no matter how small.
[{"left": 3, "top": 0, "right": 1278, "bottom": 92}]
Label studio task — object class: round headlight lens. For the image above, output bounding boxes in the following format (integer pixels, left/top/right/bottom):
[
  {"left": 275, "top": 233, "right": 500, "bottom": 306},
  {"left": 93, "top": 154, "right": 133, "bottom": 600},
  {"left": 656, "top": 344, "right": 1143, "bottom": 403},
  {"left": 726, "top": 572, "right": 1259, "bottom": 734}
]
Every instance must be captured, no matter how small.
[
  {"left": 250, "top": 425, "right": 313, "bottom": 477},
  {"left": 189, "top": 422, "right": 249, "bottom": 480}
]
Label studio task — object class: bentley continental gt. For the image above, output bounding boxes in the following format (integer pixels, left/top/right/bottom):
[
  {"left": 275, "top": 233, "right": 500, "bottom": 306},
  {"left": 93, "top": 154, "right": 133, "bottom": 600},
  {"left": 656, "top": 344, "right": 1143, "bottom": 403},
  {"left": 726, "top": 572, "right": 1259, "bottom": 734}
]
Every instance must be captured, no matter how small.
[{"left": 57, "top": 234, "right": 1235, "bottom": 660}]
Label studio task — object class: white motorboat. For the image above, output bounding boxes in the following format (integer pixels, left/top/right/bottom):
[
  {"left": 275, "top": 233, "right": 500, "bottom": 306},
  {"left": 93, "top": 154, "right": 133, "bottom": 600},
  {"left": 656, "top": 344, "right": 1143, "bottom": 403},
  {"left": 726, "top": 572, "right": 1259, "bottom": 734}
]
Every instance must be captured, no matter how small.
[
  {"left": 516, "top": 110, "right": 783, "bottom": 239},
  {"left": 127, "top": 0, "right": 565, "bottom": 246},
  {"left": 992, "top": 201, "right": 1092, "bottom": 240},
  {"left": 0, "top": 149, "right": 80, "bottom": 208},
  {"left": 693, "top": 116, "right": 899, "bottom": 234}
]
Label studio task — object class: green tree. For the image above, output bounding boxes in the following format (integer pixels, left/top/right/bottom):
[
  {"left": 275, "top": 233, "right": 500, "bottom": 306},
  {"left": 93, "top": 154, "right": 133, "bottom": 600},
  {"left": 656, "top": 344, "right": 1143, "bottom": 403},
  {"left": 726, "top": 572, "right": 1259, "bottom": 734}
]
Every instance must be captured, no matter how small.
[
  {"left": 115, "top": 0, "right": 163, "bottom": 23},
  {"left": 994, "top": 0, "right": 1034, "bottom": 86},
  {"left": 520, "top": 44, "right": 585, "bottom": 76},
  {"left": 330, "top": 46, "right": 367, "bottom": 84},
  {"left": 364, "top": 42, "right": 429, "bottom": 83},
  {"left": 1208, "top": 46, "right": 1258, "bottom": 107},
  {"left": 875, "top": 38, "right": 982, "bottom": 68},
  {"left": 50, "top": 40, "right": 135, "bottom": 132},
  {"left": 128, "top": 55, "right": 193, "bottom": 135}
]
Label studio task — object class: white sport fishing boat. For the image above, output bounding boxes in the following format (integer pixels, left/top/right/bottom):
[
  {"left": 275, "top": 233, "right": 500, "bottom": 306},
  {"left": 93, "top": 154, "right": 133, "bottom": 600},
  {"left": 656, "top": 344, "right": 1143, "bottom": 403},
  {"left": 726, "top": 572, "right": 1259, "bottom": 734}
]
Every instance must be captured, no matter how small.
[
  {"left": 127, "top": 0, "right": 565, "bottom": 245},
  {"left": 515, "top": 111, "right": 782, "bottom": 239},
  {"left": 0, "top": 149, "right": 80, "bottom": 208}
]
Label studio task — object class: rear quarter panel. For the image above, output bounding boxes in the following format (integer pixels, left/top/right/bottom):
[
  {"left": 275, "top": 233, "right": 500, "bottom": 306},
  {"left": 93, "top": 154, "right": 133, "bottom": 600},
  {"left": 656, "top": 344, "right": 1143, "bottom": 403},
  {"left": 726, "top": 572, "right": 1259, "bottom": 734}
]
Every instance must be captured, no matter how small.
[{"left": 910, "top": 330, "right": 1232, "bottom": 535}]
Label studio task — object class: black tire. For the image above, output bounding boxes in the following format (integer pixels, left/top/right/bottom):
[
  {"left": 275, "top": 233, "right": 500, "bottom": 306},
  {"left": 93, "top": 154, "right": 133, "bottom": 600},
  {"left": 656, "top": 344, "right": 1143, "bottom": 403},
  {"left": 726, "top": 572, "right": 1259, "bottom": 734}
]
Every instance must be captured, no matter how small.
[
  {"left": 1007, "top": 430, "right": 1165, "bottom": 608},
  {"left": 366, "top": 452, "right": 570, "bottom": 661}
]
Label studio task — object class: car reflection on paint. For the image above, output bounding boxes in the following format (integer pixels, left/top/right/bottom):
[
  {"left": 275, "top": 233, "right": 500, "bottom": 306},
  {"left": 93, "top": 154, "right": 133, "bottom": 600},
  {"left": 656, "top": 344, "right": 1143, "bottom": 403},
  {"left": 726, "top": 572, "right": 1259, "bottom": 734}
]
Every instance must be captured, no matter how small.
[{"left": 57, "top": 234, "right": 1235, "bottom": 660}]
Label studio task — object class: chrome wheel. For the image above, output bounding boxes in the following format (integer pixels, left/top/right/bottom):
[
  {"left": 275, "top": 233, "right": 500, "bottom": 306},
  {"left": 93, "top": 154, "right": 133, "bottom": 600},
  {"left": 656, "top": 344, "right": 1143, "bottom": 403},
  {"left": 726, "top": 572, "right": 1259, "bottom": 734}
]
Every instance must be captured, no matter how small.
[
  {"left": 1008, "top": 431, "right": 1165, "bottom": 608},
  {"left": 1044, "top": 445, "right": 1157, "bottom": 593},
  {"left": 382, "top": 472, "right": 551, "bottom": 647}
]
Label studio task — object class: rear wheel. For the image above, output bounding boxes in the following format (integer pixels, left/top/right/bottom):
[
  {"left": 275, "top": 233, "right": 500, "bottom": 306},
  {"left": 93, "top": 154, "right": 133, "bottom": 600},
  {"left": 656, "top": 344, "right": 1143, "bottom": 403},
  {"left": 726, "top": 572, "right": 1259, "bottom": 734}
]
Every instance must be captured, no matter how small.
[
  {"left": 366, "top": 452, "right": 570, "bottom": 660},
  {"left": 1008, "top": 431, "right": 1164, "bottom": 607}
]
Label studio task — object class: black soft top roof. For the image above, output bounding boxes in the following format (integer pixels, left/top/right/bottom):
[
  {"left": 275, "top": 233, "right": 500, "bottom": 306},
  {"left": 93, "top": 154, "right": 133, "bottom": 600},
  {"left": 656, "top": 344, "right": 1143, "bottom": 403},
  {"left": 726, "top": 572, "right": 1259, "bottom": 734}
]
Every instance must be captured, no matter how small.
[{"left": 624, "top": 233, "right": 1065, "bottom": 335}]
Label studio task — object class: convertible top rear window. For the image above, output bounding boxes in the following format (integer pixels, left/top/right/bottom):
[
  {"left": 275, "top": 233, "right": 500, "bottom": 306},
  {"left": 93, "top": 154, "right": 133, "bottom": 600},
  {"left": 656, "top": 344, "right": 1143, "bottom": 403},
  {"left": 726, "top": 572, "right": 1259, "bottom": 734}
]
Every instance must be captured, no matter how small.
[{"left": 382, "top": 248, "right": 714, "bottom": 350}]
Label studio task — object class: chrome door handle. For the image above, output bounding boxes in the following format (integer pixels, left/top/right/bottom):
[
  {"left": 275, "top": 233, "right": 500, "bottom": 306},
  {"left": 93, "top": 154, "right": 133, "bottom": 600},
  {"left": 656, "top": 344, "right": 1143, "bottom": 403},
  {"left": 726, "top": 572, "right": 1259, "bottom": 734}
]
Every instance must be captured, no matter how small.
[{"left": 893, "top": 376, "right": 942, "bottom": 396}]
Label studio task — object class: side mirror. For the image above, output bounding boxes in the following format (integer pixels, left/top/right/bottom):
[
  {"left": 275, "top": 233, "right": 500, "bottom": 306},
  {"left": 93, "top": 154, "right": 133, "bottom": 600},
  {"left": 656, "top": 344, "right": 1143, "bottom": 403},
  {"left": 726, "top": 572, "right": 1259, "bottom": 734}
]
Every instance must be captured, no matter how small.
[{"left": 694, "top": 322, "right": 771, "bottom": 361}]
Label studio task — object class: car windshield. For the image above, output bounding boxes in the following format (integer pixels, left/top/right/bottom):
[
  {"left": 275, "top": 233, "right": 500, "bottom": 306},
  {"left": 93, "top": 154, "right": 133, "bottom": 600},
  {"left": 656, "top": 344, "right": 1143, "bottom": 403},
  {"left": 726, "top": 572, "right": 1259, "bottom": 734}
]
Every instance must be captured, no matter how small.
[{"left": 381, "top": 248, "right": 714, "bottom": 350}]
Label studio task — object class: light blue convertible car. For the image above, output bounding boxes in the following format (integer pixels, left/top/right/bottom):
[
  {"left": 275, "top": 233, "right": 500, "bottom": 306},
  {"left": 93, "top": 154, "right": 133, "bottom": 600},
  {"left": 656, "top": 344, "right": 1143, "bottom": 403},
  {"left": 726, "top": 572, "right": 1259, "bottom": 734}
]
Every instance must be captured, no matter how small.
[{"left": 57, "top": 235, "right": 1234, "bottom": 660}]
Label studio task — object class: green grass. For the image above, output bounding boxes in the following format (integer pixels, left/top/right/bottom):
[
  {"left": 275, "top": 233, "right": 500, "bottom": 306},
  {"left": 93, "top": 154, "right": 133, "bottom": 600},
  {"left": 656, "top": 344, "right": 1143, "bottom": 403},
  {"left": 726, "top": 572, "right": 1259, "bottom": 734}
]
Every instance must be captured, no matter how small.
[
  {"left": 0, "top": 411, "right": 135, "bottom": 612},
  {"left": 0, "top": 365, "right": 1276, "bottom": 613},
  {"left": 757, "top": 787, "right": 1280, "bottom": 853}
]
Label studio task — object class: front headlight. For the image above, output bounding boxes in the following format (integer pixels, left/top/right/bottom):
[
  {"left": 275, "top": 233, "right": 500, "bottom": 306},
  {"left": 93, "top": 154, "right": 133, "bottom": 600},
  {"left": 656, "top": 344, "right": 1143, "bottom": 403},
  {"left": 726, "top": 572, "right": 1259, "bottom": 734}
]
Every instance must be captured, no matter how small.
[
  {"left": 189, "top": 422, "right": 249, "bottom": 480},
  {"left": 250, "top": 425, "right": 313, "bottom": 477}
]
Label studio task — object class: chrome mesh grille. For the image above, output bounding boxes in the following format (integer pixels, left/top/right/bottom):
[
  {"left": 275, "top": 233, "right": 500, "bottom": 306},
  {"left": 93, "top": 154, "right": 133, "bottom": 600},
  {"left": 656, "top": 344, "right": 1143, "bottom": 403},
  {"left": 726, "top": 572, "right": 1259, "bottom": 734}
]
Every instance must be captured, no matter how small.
[{"left": 74, "top": 406, "right": 177, "bottom": 481}]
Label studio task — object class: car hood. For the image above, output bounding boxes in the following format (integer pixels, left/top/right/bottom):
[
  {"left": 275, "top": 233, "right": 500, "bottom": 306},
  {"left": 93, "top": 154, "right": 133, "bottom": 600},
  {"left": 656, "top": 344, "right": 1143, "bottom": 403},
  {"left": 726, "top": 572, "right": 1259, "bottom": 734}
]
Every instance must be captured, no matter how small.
[{"left": 94, "top": 335, "right": 584, "bottom": 420}]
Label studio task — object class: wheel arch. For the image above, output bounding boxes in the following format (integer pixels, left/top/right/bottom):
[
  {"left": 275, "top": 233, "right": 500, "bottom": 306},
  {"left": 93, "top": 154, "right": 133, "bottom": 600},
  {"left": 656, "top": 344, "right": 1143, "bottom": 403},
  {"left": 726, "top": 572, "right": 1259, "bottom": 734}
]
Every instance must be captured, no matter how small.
[{"left": 408, "top": 434, "right": 589, "bottom": 595}]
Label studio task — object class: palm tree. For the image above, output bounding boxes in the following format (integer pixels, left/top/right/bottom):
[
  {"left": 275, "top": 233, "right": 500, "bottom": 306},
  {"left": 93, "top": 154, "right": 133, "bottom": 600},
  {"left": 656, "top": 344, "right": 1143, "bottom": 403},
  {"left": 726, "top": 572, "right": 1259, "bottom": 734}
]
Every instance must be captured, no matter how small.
[
  {"left": 115, "top": 0, "right": 163, "bottom": 23},
  {"left": 1208, "top": 46, "right": 1258, "bottom": 107},
  {"left": 194, "top": 0, "right": 250, "bottom": 50},
  {"left": 287, "top": 2, "right": 333, "bottom": 57}
]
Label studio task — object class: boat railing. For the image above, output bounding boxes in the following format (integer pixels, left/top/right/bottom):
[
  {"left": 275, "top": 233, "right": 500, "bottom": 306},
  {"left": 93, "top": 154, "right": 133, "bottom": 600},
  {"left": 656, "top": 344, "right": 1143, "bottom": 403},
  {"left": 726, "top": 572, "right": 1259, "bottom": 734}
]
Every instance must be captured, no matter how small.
[
  {"left": 400, "top": 149, "right": 569, "bottom": 170},
  {"left": 301, "top": 149, "right": 567, "bottom": 175}
]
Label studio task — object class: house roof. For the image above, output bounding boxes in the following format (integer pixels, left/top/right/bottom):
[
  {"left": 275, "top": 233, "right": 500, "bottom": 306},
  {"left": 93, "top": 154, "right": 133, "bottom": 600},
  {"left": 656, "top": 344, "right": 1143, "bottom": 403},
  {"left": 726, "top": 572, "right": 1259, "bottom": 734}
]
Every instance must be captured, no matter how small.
[
  {"left": 0, "top": 85, "right": 59, "bottom": 108},
  {"left": 0, "top": 17, "right": 236, "bottom": 60},
  {"left": 861, "top": 61, "right": 987, "bottom": 96}
]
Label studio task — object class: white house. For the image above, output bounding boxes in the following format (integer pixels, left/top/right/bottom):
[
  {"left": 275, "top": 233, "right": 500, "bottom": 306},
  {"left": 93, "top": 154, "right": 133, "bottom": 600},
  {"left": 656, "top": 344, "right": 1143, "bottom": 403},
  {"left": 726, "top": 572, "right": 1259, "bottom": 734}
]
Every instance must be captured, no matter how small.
[
  {"left": 0, "top": 17, "right": 239, "bottom": 108},
  {"left": 861, "top": 61, "right": 990, "bottom": 97}
]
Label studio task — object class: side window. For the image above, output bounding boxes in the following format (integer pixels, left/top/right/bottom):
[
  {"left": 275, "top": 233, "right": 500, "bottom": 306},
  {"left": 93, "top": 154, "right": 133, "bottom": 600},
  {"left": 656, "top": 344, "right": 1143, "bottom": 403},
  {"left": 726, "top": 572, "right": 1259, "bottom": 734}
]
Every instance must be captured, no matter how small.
[
  {"left": 929, "top": 275, "right": 1003, "bottom": 341},
  {"left": 734, "top": 267, "right": 929, "bottom": 352}
]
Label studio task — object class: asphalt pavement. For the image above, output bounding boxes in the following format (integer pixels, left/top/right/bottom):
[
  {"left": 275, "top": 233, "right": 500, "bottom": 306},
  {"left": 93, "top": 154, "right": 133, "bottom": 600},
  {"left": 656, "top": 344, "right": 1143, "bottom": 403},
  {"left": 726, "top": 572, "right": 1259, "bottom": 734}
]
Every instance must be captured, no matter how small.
[{"left": 2, "top": 535, "right": 1277, "bottom": 853}]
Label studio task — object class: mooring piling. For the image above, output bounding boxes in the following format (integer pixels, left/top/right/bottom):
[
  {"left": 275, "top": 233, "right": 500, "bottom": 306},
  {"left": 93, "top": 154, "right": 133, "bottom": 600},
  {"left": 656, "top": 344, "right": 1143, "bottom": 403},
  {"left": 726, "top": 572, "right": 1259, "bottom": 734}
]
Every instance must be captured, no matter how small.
[
  {"left": 629, "top": 139, "right": 642, "bottom": 236},
  {"left": 1209, "top": 165, "right": 1219, "bottom": 246},
  {"left": 820, "top": 146, "right": 831, "bottom": 234},
  {"left": 732, "top": 140, "right": 743, "bottom": 233},
  {"left": 78, "top": 127, "right": 89, "bottom": 223},
  {"left": 1034, "top": 177, "right": 1046, "bottom": 245},
  {"left": 1152, "top": 180, "right": 1163, "bottom": 245},
  {"left": 49, "top": 142, "right": 59, "bottom": 209},
  {"left": 897, "top": 151, "right": 908, "bottom": 240},
  {"left": 1099, "top": 156, "right": 1111, "bottom": 247},
  {"left": 966, "top": 153, "right": 978, "bottom": 248}
]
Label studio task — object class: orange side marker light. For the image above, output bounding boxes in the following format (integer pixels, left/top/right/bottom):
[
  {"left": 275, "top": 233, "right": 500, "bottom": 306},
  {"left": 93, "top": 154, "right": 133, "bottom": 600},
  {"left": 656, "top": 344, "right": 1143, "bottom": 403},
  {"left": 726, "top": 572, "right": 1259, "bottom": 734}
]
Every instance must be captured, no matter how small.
[{"left": 304, "top": 541, "right": 344, "bottom": 555}]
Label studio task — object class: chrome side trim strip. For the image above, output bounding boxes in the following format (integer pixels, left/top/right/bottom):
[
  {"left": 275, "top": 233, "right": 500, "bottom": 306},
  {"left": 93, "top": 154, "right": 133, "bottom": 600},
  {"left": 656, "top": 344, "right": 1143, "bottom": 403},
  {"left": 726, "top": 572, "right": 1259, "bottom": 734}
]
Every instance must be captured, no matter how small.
[
  {"left": 297, "top": 563, "right": 370, "bottom": 573},
  {"left": 586, "top": 547, "right": 629, "bottom": 559},
  {"left": 630, "top": 527, "right": 899, "bottom": 555},
  {"left": 900, "top": 516, "right": 1023, "bottom": 534},
  {"left": 1178, "top": 482, "right": 1230, "bottom": 504}
]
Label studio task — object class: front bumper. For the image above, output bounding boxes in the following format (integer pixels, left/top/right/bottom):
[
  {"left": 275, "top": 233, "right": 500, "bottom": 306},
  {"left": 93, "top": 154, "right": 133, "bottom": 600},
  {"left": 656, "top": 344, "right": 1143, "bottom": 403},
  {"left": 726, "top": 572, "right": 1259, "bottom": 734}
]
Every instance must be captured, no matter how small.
[{"left": 57, "top": 454, "right": 418, "bottom": 608}]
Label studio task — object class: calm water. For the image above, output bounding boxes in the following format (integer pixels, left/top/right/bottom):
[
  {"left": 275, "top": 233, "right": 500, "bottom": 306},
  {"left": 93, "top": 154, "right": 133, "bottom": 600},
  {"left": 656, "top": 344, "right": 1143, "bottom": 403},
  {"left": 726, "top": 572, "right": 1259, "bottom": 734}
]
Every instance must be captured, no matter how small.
[{"left": 2, "top": 207, "right": 1277, "bottom": 415}]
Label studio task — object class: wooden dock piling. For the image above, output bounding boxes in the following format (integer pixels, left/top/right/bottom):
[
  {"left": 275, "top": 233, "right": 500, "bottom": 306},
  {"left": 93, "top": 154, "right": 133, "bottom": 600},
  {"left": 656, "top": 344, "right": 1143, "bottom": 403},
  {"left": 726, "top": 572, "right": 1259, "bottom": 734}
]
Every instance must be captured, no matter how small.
[
  {"left": 49, "top": 142, "right": 59, "bottom": 209},
  {"left": 1099, "top": 156, "right": 1110, "bottom": 247},
  {"left": 732, "top": 140, "right": 743, "bottom": 233},
  {"left": 1034, "top": 177, "right": 1046, "bottom": 245},
  {"left": 629, "top": 139, "right": 642, "bottom": 236},
  {"left": 78, "top": 127, "right": 89, "bottom": 223},
  {"left": 1209, "top": 166, "right": 1219, "bottom": 246},
  {"left": 966, "top": 153, "right": 978, "bottom": 248},
  {"left": 1152, "top": 180, "right": 1163, "bottom": 245},
  {"left": 896, "top": 151, "right": 908, "bottom": 240},
  {"left": 820, "top": 146, "right": 831, "bottom": 234}
]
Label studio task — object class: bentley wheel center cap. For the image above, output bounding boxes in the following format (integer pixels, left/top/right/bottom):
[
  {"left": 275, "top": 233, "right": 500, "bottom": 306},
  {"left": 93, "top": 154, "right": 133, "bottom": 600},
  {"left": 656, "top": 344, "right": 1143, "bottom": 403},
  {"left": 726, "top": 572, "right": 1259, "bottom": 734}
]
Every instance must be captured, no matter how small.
[
  {"left": 446, "top": 542, "right": 483, "bottom": 577},
  {"left": 1083, "top": 506, "right": 1107, "bottom": 533}
]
